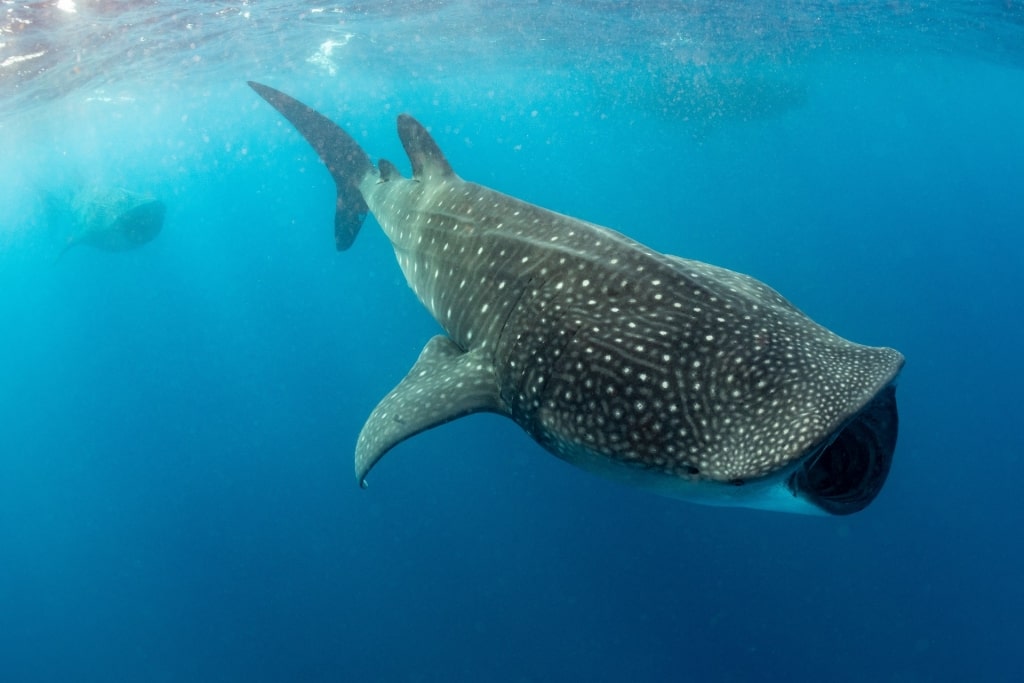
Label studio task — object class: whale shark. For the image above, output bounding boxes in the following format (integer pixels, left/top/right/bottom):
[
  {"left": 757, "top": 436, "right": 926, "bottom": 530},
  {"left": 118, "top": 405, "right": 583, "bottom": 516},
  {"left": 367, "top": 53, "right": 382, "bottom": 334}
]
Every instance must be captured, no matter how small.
[
  {"left": 249, "top": 81, "right": 905, "bottom": 515},
  {"left": 54, "top": 186, "right": 165, "bottom": 258}
]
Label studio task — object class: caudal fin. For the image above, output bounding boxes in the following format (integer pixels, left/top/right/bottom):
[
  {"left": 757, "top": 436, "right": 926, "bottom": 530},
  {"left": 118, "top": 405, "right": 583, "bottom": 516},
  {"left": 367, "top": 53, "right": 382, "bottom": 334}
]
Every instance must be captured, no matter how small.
[{"left": 248, "top": 81, "right": 372, "bottom": 251}]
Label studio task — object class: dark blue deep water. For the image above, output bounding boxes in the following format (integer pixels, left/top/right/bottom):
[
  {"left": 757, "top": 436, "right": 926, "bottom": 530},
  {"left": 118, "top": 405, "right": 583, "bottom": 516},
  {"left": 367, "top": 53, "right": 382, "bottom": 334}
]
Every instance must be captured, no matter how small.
[{"left": 2, "top": 2, "right": 1022, "bottom": 681}]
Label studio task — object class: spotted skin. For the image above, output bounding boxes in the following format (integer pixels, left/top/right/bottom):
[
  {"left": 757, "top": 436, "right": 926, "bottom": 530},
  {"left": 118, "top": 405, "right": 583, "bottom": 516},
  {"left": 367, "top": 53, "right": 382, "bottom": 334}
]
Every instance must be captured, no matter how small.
[{"left": 250, "top": 82, "right": 905, "bottom": 515}]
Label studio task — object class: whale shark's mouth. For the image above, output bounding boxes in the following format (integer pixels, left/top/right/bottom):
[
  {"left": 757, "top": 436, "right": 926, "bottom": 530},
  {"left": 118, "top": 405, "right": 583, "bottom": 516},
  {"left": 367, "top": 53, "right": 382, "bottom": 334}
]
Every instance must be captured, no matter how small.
[
  {"left": 788, "top": 384, "right": 900, "bottom": 515},
  {"left": 114, "top": 199, "right": 165, "bottom": 242}
]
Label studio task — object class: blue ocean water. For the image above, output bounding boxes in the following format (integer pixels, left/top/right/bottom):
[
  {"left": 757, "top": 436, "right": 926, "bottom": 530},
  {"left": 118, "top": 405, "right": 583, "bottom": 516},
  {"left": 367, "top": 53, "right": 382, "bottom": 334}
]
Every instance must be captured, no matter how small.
[{"left": 1, "top": 1, "right": 1022, "bottom": 681}]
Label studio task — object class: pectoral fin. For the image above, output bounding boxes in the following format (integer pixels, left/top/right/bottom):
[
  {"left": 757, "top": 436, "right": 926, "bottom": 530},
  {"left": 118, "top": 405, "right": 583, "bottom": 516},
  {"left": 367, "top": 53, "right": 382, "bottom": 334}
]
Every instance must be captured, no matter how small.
[{"left": 355, "top": 336, "right": 505, "bottom": 486}]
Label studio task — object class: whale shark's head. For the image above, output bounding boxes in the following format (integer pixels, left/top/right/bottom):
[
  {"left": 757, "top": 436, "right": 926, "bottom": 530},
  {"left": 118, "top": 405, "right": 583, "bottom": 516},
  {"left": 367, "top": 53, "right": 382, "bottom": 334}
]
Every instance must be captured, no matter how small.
[
  {"left": 529, "top": 258, "right": 905, "bottom": 516},
  {"left": 678, "top": 312, "right": 904, "bottom": 516},
  {"left": 111, "top": 199, "right": 165, "bottom": 246},
  {"left": 542, "top": 325, "right": 903, "bottom": 515}
]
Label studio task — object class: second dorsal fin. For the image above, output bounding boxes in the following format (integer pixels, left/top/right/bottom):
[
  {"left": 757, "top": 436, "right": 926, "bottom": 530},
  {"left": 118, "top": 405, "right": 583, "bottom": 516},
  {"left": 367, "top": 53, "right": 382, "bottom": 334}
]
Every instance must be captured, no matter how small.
[{"left": 378, "top": 158, "right": 403, "bottom": 181}]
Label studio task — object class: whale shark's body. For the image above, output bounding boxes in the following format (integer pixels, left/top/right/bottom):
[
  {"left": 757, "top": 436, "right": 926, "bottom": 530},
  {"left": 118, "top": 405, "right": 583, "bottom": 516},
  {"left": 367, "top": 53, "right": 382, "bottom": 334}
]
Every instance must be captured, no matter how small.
[
  {"left": 56, "top": 186, "right": 164, "bottom": 258},
  {"left": 249, "top": 81, "right": 904, "bottom": 515}
]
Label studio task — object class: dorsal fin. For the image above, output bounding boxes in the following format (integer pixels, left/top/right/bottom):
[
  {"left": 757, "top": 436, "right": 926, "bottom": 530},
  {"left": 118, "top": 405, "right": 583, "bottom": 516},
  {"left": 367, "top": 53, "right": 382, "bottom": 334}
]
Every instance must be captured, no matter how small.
[
  {"left": 378, "top": 158, "right": 403, "bottom": 182},
  {"left": 397, "top": 114, "right": 455, "bottom": 180}
]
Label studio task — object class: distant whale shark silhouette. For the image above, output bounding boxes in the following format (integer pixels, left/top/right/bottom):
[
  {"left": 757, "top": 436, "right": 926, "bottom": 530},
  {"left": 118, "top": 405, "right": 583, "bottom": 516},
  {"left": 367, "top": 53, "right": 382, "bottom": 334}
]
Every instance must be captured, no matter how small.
[
  {"left": 56, "top": 186, "right": 164, "bottom": 259},
  {"left": 249, "top": 81, "right": 905, "bottom": 515}
]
